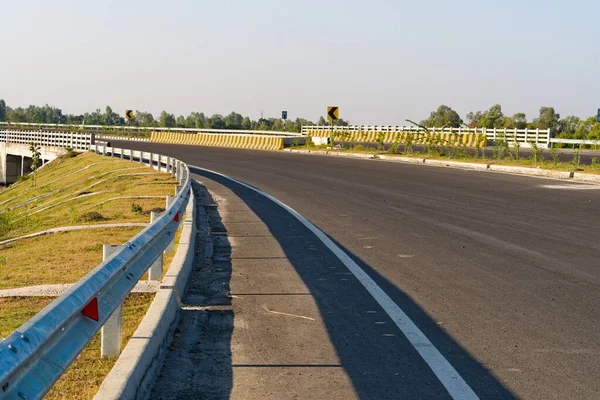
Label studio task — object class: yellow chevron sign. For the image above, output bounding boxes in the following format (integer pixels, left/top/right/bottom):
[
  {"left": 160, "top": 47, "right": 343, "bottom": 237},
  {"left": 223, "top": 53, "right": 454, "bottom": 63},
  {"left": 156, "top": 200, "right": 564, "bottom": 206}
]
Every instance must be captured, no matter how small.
[
  {"left": 125, "top": 110, "right": 134, "bottom": 120},
  {"left": 327, "top": 106, "right": 339, "bottom": 121}
]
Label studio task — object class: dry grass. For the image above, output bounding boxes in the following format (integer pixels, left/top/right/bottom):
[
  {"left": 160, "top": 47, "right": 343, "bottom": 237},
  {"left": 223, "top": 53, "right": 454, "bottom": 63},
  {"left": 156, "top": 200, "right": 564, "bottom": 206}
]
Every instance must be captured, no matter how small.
[
  {"left": 0, "top": 297, "right": 55, "bottom": 339},
  {"left": 0, "top": 294, "right": 154, "bottom": 400},
  {"left": 0, "top": 228, "right": 143, "bottom": 289}
]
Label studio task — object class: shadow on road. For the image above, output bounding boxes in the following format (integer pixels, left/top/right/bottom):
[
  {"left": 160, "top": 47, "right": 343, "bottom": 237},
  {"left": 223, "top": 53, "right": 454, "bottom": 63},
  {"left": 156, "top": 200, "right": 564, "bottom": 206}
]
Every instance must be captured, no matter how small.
[
  {"left": 151, "top": 181, "right": 234, "bottom": 399},
  {"left": 190, "top": 167, "right": 516, "bottom": 399}
]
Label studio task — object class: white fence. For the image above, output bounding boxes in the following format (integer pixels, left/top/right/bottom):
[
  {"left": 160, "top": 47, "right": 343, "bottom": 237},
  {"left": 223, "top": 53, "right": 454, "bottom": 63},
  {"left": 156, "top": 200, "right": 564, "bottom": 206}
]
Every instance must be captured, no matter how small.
[
  {"left": 301, "top": 125, "right": 552, "bottom": 148},
  {"left": 0, "top": 127, "right": 93, "bottom": 150}
]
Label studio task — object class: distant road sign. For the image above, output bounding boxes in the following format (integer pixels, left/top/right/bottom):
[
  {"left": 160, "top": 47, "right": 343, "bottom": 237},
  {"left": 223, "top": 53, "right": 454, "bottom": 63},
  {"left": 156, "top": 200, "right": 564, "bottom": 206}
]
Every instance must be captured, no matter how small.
[
  {"left": 125, "top": 110, "right": 134, "bottom": 120},
  {"left": 327, "top": 106, "right": 339, "bottom": 121},
  {"left": 282, "top": 111, "right": 288, "bottom": 120}
]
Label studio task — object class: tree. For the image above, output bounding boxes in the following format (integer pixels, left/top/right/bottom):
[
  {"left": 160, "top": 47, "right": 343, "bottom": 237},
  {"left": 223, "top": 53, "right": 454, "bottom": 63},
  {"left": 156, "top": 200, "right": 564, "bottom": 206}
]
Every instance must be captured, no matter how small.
[
  {"left": 533, "top": 107, "right": 561, "bottom": 133},
  {"left": 512, "top": 113, "right": 527, "bottom": 129},
  {"left": 466, "top": 111, "right": 483, "bottom": 128},
  {"left": 158, "top": 111, "right": 176, "bottom": 127},
  {"left": 224, "top": 112, "right": 243, "bottom": 129},
  {"left": 102, "top": 106, "right": 123, "bottom": 125},
  {"left": 133, "top": 111, "right": 156, "bottom": 127},
  {"left": 241, "top": 116, "right": 251, "bottom": 130},
  {"left": 480, "top": 104, "right": 504, "bottom": 128},
  {"left": 29, "top": 142, "right": 41, "bottom": 187},
  {"left": 421, "top": 105, "right": 462, "bottom": 128},
  {"left": 209, "top": 114, "right": 226, "bottom": 129},
  {"left": 0, "top": 99, "right": 6, "bottom": 122}
]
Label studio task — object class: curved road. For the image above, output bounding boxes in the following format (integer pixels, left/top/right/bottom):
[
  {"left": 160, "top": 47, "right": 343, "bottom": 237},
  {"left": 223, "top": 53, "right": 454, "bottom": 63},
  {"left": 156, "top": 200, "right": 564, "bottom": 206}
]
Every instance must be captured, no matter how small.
[{"left": 114, "top": 141, "right": 600, "bottom": 399}]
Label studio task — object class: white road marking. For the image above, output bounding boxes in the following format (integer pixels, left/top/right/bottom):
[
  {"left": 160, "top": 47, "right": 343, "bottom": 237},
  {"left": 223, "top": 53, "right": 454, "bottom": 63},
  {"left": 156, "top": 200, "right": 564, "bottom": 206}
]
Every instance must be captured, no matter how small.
[
  {"left": 191, "top": 165, "right": 479, "bottom": 400},
  {"left": 539, "top": 184, "right": 600, "bottom": 190}
]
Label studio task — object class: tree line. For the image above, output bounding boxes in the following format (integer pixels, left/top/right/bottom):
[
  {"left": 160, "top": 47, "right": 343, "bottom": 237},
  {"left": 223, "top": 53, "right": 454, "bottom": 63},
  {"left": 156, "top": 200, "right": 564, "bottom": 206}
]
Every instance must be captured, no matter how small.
[
  {"left": 421, "top": 104, "right": 600, "bottom": 140},
  {"left": 1, "top": 99, "right": 598, "bottom": 140},
  {"left": 0, "top": 100, "right": 349, "bottom": 133}
]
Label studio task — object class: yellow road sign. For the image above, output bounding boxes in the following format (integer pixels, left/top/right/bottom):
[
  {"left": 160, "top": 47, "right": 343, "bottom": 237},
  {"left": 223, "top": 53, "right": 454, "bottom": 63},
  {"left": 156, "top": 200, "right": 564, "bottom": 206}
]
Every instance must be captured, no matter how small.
[
  {"left": 125, "top": 110, "right": 134, "bottom": 119},
  {"left": 327, "top": 106, "right": 339, "bottom": 121}
]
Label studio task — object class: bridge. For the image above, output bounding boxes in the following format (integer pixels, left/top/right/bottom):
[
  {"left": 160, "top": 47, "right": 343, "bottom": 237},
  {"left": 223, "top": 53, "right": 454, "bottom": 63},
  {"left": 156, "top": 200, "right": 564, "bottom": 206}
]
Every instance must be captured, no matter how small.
[{"left": 1, "top": 126, "right": 600, "bottom": 399}]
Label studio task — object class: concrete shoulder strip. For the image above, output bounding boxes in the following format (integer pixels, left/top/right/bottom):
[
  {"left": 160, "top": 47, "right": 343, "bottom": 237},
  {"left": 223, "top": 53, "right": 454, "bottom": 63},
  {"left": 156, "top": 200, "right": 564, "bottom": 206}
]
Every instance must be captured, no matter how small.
[
  {"left": 190, "top": 165, "right": 479, "bottom": 400},
  {"left": 94, "top": 187, "right": 197, "bottom": 400},
  {"left": 284, "top": 149, "right": 600, "bottom": 183}
]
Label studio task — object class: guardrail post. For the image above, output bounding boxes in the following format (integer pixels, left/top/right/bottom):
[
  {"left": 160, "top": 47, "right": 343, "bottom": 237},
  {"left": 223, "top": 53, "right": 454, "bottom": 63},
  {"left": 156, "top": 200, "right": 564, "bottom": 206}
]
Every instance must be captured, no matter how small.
[
  {"left": 165, "top": 196, "right": 175, "bottom": 253},
  {"left": 120, "top": 148, "right": 124, "bottom": 160},
  {"left": 176, "top": 161, "right": 182, "bottom": 182},
  {"left": 101, "top": 244, "right": 123, "bottom": 358},
  {"left": 148, "top": 212, "right": 164, "bottom": 280},
  {"left": 102, "top": 145, "right": 106, "bottom": 157},
  {"left": 157, "top": 155, "right": 162, "bottom": 172},
  {"left": 149, "top": 153, "right": 154, "bottom": 168},
  {"left": 166, "top": 157, "right": 172, "bottom": 174},
  {"left": 139, "top": 151, "right": 144, "bottom": 165}
]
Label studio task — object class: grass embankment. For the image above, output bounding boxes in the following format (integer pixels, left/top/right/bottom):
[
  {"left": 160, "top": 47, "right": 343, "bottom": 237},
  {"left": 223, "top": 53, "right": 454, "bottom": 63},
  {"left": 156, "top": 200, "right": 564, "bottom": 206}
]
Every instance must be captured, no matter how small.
[
  {"left": 0, "top": 152, "right": 182, "bottom": 399},
  {"left": 296, "top": 143, "right": 600, "bottom": 175}
]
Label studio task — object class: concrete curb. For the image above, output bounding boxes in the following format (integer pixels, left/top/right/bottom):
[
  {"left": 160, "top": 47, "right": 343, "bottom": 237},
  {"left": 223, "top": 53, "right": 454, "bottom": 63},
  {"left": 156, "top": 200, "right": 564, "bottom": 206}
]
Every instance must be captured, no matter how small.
[
  {"left": 94, "top": 185, "right": 197, "bottom": 400},
  {"left": 284, "top": 149, "right": 600, "bottom": 183},
  {"left": 96, "top": 135, "right": 150, "bottom": 142}
]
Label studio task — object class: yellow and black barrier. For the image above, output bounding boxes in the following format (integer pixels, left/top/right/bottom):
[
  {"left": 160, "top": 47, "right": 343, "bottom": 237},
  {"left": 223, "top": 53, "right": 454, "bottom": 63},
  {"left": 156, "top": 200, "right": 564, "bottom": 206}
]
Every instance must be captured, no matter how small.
[
  {"left": 306, "top": 130, "right": 487, "bottom": 148},
  {"left": 150, "top": 132, "right": 285, "bottom": 150}
]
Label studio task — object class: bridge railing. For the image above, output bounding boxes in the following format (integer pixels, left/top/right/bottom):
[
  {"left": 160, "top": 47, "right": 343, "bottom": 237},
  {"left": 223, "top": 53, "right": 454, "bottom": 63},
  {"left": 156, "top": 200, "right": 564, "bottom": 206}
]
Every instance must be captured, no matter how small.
[
  {"left": 0, "top": 124, "right": 94, "bottom": 150},
  {"left": 0, "top": 122, "right": 304, "bottom": 137},
  {"left": 301, "top": 125, "right": 552, "bottom": 147},
  {"left": 0, "top": 146, "right": 191, "bottom": 400}
]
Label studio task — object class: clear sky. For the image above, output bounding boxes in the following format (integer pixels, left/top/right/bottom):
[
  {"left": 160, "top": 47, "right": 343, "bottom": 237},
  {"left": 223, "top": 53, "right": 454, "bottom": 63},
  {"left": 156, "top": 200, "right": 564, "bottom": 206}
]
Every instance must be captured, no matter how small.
[{"left": 1, "top": 0, "right": 598, "bottom": 124}]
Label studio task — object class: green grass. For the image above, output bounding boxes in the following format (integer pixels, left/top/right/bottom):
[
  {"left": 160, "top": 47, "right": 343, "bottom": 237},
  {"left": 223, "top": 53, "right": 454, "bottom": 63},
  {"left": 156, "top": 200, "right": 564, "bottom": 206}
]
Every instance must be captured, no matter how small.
[
  {"left": 0, "top": 152, "right": 178, "bottom": 241},
  {"left": 0, "top": 293, "right": 154, "bottom": 400}
]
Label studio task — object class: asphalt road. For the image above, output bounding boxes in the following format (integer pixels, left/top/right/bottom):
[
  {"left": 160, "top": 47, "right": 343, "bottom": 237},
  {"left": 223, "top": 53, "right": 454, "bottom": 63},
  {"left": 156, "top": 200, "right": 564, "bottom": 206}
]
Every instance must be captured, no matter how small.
[{"left": 114, "top": 141, "right": 600, "bottom": 399}]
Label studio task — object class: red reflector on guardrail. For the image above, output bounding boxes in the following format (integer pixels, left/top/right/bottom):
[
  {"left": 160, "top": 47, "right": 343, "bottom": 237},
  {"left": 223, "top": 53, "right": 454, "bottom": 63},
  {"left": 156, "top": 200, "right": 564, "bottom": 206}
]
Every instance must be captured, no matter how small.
[
  {"left": 174, "top": 212, "right": 179, "bottom": 222},
  {"left": 82, "top": 298, "right": 99, "bottom": 321}
]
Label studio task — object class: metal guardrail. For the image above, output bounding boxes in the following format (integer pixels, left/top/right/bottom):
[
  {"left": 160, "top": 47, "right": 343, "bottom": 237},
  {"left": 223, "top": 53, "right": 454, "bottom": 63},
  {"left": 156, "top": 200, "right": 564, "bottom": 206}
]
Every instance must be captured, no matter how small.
[
  {"left": 0, "top": 145, "right": 191, "bottom": 399},
  {"left": 549, "top": 138, "right": 600, "bottom": 148},
  {"left": 302, "top": 125, "right": 552, "bottom": 147},
  {"left": 0, "top": 122, "right": 304, "bottom": 137}
]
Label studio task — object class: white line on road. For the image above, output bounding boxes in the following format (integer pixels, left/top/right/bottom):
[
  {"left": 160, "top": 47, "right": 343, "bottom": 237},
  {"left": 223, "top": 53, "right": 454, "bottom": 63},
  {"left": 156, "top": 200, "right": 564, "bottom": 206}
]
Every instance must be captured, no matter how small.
[
  {"left": 190, "top": 165, "right": 479, "bottom": 400},
  {"left": 539, "top": 184, "right": 600, "bottom": 190}
]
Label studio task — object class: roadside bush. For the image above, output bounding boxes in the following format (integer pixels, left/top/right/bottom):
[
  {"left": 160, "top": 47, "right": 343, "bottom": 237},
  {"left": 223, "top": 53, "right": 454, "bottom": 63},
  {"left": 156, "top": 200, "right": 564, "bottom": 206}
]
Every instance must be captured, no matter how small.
[
  {"left": 78, "top": 211, "right": 105, "bottom": 222},
  {"left": 131, "top": 203, "right": 143, "bottom": 214},
  {"left": 550, "top": 147, "right": 560, "bottom": 166},
  {"left": 353, "top": 144, "right": 364, "bottom": 151},
  {"left": 65, "top": 147, "right": 78, "bottom": 158},
  {"left": 0, "top": 212, "right": 12, "bottom": 238}
]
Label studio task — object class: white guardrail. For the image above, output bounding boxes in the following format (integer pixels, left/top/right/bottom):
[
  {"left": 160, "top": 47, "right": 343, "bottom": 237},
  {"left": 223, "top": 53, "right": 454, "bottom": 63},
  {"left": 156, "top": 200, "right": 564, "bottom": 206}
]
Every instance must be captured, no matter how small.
[
  {"left": 0, "top": 145, "right": 191, "bottom": 399},
  {"left": 301, "top": 125, "right": 552, "bottom": 147},
  {"left": 0, "top": 122, "right": 304, "bottom": 137},
  {"left": 549, "top": 138, "right": 600, "bottom": 148}
]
